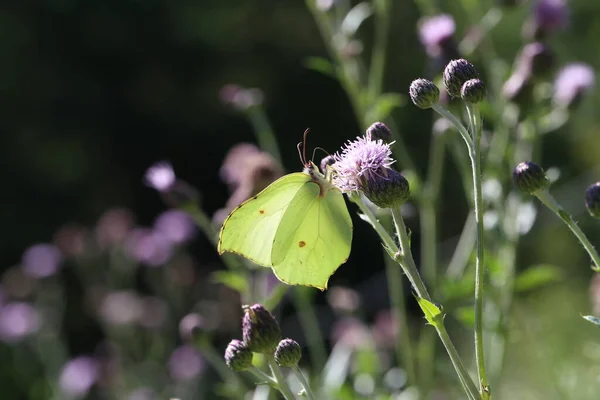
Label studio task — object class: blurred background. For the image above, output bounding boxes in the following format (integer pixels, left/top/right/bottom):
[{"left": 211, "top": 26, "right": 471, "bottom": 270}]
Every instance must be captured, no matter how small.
[{"left": 1, "top": 0, "right": 600, "bottom": 399}]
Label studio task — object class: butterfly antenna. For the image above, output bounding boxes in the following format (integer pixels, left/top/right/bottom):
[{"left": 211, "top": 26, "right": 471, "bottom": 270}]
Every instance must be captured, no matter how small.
[
  {"left": 296, "top": 141, "right": 305, "bottom": 166},
  {"left": 302, "top": 128, "right": 310, "bottom": 166},
  {"left": 311, "top": 146, "right": 330, "bottom": 162}
]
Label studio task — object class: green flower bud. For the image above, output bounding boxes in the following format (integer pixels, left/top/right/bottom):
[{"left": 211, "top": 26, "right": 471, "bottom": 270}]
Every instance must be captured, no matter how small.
[
  {"left": 362, "top": 168, "right": 410, "bottom": 208},
  {"left": 409, "top": 79, "right": 440, "bottom": 109},
  {"left": 443, "top": 59, "right": 479, "bottom": 98},
  {"left": 585, "top": 182, "right": 600, "bottom": 218},
  {"left": 225, "top": 339, "right": 253, "bottom": 371},
  {"left": 242, "top": 304, "right": 281, "bottom": 353},
  {"left": 366, "top": 122, "right": 393, "bottom": 143},
  {"left": 274, "top": 338, "right": 302, "bottom": 367},
  {"left": 461, "top": 78, "right": 487, "bottom": 103},
  {"left": 512, "top": 161, "right": 550, "bottom": 194}
]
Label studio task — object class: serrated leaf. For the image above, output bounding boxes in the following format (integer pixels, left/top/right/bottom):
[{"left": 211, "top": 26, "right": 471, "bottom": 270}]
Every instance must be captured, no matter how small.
[
  {"left": 211, "top": 270, "right": 248, "bottom": 294},
  {"left": 454, "top": 306, "right": 475, "bottom": 329},
  {"left": 514, "top": 264, "right": 562, "bottom": 292},
  {"left": 416, "top": 296, "right": 443, "bottom": 326},
  {"left": 582, "top": 315, "right": 600, "bottom": 326},
  {"left": 341, "top": 2, "right": 373, "bottom": 36},
  {"left": 304, "top": 57, "right": 337, "bottom": 79},
  {"left": 365, "top": 93, "right": 405, "bottom": 122}
]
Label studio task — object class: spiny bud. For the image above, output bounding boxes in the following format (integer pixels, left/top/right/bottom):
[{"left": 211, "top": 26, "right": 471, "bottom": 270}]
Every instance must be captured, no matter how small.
[
  {"left": 225, "top": 339, "right": 253, "bottom": 371},
  {"left": 320, "top": 155, "right": 335, "bottom": 174},
  {"left": 513, "top": 161, "right": 550, "bottom": 194},
  {"left": 461, "top": 79, "right": 487, "bottom": 103},
  {"left": 585, "top": 182, "right": 600, "bottom": 218},
  {"left": 366, "top": 122, "right": 392, "bottom": 143},
  {"left": 362, "top": 168, "right": 410, "bottom": 208},
  {"left": 409, "top": 79, "right": 440, "bottom": 109},
  {"left": 274, "top": 338, "right": 302, "bottom": 367},
  {"left": 443, "top": 59, "right": 479, "bottom": 98},
  {"left": 242, "top": 304, "right": 281, "bottom": 353}
]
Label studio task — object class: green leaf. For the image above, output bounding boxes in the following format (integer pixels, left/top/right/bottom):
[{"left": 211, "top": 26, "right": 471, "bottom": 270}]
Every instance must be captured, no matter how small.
[
  {"left": 365, "top": 93, "right": 405, "bottom": 122},
  {"left": 304, "top": 57, "right": 337, "bottom": 79},
  {"left": 211, "top": 270, "right": 248, "bottom": 294},
  {"left": 416, "top": 296, "right": 443, "bottom": 326},
  {"left": 582, "top": 315, "right": 600, "bottom": 327},
  {"left": 514, "top": 264, "right": 562, "bottom": 292}
]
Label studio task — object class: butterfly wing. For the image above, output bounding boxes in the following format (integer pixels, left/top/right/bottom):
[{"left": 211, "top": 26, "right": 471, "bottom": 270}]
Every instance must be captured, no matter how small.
[
  {"left": 271, "top": 183, "right": 352, "bottom": 290},
  {"left": 218, "top": 173, "right": 311, "bottom": 267}
]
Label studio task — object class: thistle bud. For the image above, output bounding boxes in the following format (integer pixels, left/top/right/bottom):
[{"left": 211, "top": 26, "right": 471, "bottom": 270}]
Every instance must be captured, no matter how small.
[
  {"left": 242, "top": 304, "right": 281, "bottom": 353},
  {"left": 320, "top": 155, "right": 335, "bottom": 174},
  {"left": 274, "top": 338, "right": 302, "bottom": 367},
  {"left": 224, "top": 339, "right": 253, "bottom": 371},
  {"left": 513, "top": 161, "right": 550, "bottom": 194},
  {"left": 366, "top": 122, "right": 392, "bottom": 143},
  {"left": 409, "top": 79, "right": 440, "bottom": 109},
  {"left": 443, "top": 59, "right": 479, "bottom": 98},
  {"left": 585, "top": 182, "right": 600, "bottom": 219},
  {"left": 461, "top": 79, "right": 487, "bottom": 103},
  {"left": 362, "top": 168, "right": 410, "bottom": 208}
]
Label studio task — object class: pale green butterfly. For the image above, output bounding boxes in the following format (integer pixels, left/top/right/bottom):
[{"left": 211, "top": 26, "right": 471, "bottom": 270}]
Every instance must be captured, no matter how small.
[{"left": 217, "top": 131, "right": 353, "bottom": 290}]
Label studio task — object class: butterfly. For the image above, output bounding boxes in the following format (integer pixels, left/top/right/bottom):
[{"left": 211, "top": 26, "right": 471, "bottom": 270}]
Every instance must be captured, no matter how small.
[{"left": 217, "top": 131, "right": 353, "bottom": 290}]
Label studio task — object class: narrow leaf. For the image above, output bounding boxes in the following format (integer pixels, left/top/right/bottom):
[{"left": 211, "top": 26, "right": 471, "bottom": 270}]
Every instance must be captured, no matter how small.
[
  {"left": 514, "top": 264, "right": 562, "bottom": 292},
  {"left": 303, "top": 57, "right": 337, "bottom": 79},
  {"left": 582, "top": 315, "right": 600, "bottom": 327},
  {"left": 416, "top": 296, "right": 443, "bottom": 326}
]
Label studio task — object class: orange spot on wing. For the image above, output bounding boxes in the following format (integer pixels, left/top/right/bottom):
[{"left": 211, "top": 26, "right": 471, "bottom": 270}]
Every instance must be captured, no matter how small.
[
  {"left": 258, "top": 210, "right": 265, "bottom": 214},
  {"left": 298, "top": 241, "right": 306, "bottom": 248}
]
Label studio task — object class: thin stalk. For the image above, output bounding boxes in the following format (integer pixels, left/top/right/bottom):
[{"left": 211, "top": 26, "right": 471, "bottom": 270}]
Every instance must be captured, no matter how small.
[
  {"left": 198, "top": 342, "right": 246, "bottom": 392},
  {"left": 535, "top": 190, "right": 600, "bottom": 270},
  {"left": 432, "top": 104, "right": 474, "bottom": 153},
  {"left": 446, "top": 211, "right": 476, "bottom": 280},
  {"left": 247, "top": 108, "right": 282, "bottom": 166},
  {"left": 292, "top": 366, "right": 317, "bottom": 400},
  {"left": 267, "top": 355, "right": 296, "bottom": 400},
  {"left": 249, "top": 366, "right": 278, "bottom": 385},
  {"left": 292, "top": 288, "right": 328, "bottom": 374},
  {"left": 466, "top": 102, "right": 488, "bottom": 393},
  {"left": 367, "top": 0, "right": 390, "bottom": 102}
]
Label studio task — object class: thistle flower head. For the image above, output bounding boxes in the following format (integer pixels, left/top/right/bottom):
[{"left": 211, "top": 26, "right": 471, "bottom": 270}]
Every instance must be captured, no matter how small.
[
  {"left": 144, "top": 161, "right": 176, "bottom": 192},
  {"left": 585, "top": 182, "right": 600, "bottom": 219},
  {"left": 553, "top": 63, "right": 596, "bottom": 109},
  {"left": 242, "top": 304, "right": 281, "bottom": 353},
  {"left": 409, "top": 79, "right": 440, "bottom": 109},
  {"left": 513, "top": 161, "right": 550, "bottom": 194},
  {"left": 224, "top": 339, "right": 253, "bottom": 371},
  {"left": 418, "top": 14, "right": 456, "bottom": 59},
  {"left": 366, "top": 122, "right": 392, "bottom": 143},
  {"left": 461, "top": 78, "right": 487, "bottom": 103},
  {"left": 533, "top": 0, "right": 569, "bottom": 33},
  {"left": 274, "top": 338, "right": 302, "bottom": 367},
  {"left": 362, "top": 168, "right": 410, "bottom": 208},
  {"left": 332, "top": 136, "right": 394, "bottom": 193},
  {"left": 443, "top": 59, "right": 479, "bottom": 98}
]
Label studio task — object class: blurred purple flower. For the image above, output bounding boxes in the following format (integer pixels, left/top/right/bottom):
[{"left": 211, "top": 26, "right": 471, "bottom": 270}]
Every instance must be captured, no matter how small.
[
  {"left": 153, "top": 210, "right": 196, "bottom": 245},
  {"left": 219, "top": 84, "right": 263, "bottom": 110},
  {"left": 144, "top": 161, "right": 176, "bottom": 192},
  {"left": 371, "top": 309, "right": 400, "bottom": 347},
  {"left": 21, "top": 243, "right": 62, "bottom": 279},
  {"left": 54, "top": 224, "right": 88, "bottom": 257},
  {"left": 168, "top": 345, "right": 205, "bottom": 381},
  {"left": 2, "top": 267, "right": 35, "bottom": 299},
  {"left": 126, "top": 228, "right": 174, "bottom": 266},
  {"left": 327, "top": 286, "right": 361, "bottom": 314},
  {"left": 128, "top": 388, "right": 157, "bottom": 400},
  {"left": 0, "top": 302, "right": 40, "bottom": 342},
  {"left": 330, "top": 317, "right": 371, "bottom": 349},
  {"left": 219, "top": 143, "right": 261, "bottom": 189},
  {"left": 59, "top": 356, "right": 99, "bottom": 398},
  {"left": 418, "top": 14, "right": 455, "bottom": 58},
  {"left": 553, "top": 63, "right": 596, "bottom": 108},
  {"left": 333, "top": 136, "right": 394, "bottom": 193},
  {"left": 99, "top": 291, "right": 142, "bottom": 326},
  {"left": 533, "top": 0, "right": 569, "bottom": 33},
  {"left": 96, "top": 208, "right": 135, "bottom": 248},
  {"left": 179, "top": 313, "right": 205, "bottom": 342},
  {"left": 139, "top": 296, "right": 168, "bottom": 329}
]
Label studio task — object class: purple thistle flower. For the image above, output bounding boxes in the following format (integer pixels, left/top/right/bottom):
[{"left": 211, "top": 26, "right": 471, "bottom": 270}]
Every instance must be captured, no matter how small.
[
  {"left": 21, "top": 243, "right": 63, "bottom": 278},
  {"left": 179, "top": 313, "right": 205, "bottom": 342},
  {"left": 95, "top": 208, "right": 134, "bottom": 248},
  {"left": 125, "top": 228, "right": 174, "bottom": 266},
  {"left": 144, "top": 161, "right": 176, "bottom": 192},
  {"left": 533, "top": 0, "right": 569, "bottom": 33},
  {"left": 418, "top": 14, "right": 455, "bottom": 57},
  {"left": 553, "top": 63, "right": 596, "bottom": 109},
  {"left": 168, "top": 345, "right": 205, "bottom": 381},
  {"left": 332, "top": 136, "right": 394, "bottom": 193},
  {"left": 153, "top": 210, "right": 196, "bottom": 245},
  {"left": 0, "top": 302, "right": 40, "bottom": 342},
  {"left": 59, "top": 356, "right": 99, "bottom": 398}
]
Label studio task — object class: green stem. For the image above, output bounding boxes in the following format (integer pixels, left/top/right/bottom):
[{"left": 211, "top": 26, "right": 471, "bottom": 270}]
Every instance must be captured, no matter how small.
[
  {"left": 367, "top": 0, "right": 390, "bottom": 102},
  {"left": 249, "top": 366, "right": 278, "bottom": 386},
  {"left": 247, "top": 108, "right": 282, "bottom": 166},
  {"left": 466, "top": 102, "right": 488, "bottom": 393},
  {"left": 267, "top": 355, "right": 296, "bottom": 400},
  {"left": 535, "top": 190, "right": 600, "bottom": 270},
  {"left": 432, "top": 104, "right": 474, "bottom": 154},
  {"left": 292, "top": 366, "right": 317, "bottom": 400},
  {"left": 292, "top": 288, "right": 328, "bottom": 374},
  {"left": 198, "top": 342, "right": 246, "bottom": 392}
]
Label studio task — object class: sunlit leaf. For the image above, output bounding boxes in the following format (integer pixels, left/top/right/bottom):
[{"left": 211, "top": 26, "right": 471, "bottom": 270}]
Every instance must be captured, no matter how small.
[
  {"left": 304, "top": 57, "right": 337, "bottom": 79},
  {"left": 514, "top": 264, "right": 562, "bottom": 292},
  {"left": 416, "top": 296, "right": 443, "bottom": 326},
  {"left": 582, "top": 315, "right": 600, "bottom": 327},
  {"left": 211, "top": 270, "right": 248, "bottom": 294}
]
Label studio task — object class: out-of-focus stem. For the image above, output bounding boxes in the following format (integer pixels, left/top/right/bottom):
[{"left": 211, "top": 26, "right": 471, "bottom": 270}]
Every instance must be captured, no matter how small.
[
  {"left": 267, "top": 355, "right": 296, "bottom": 400},
  {"left": 247, "top": 107, "right": 282, "bottom": 166},
  {"left": 292, "top": 366, "right": 316, "bottom": 400}
]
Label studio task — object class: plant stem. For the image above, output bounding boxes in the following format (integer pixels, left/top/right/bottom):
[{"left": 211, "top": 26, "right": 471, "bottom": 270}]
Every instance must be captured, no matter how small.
[
  {"left": 432, "top": 104, "right": 474, "bottom": 153},
  {"left": 535, "top": 190, "right": 600, "bottom": 270},
  {"left": 292, "top": 366, "right": 317, "bottom": 400},
  {"left": 249, "top": 366, "right": 278, "bottom": 385},
  {"left": 267, "top": 355, "right": 296, "bottom": 400},
  {"left": 247, "top": 107, "right": 282, "bottom": 166},
  {"left": 466, "top": 102, "right": 488, "bottom": 393},
  {"left": 367, "top": 0, "right": 390, "bottom": 102},
  {"left": 292, "top": 288, "right": 327, "bottom": 374}
]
